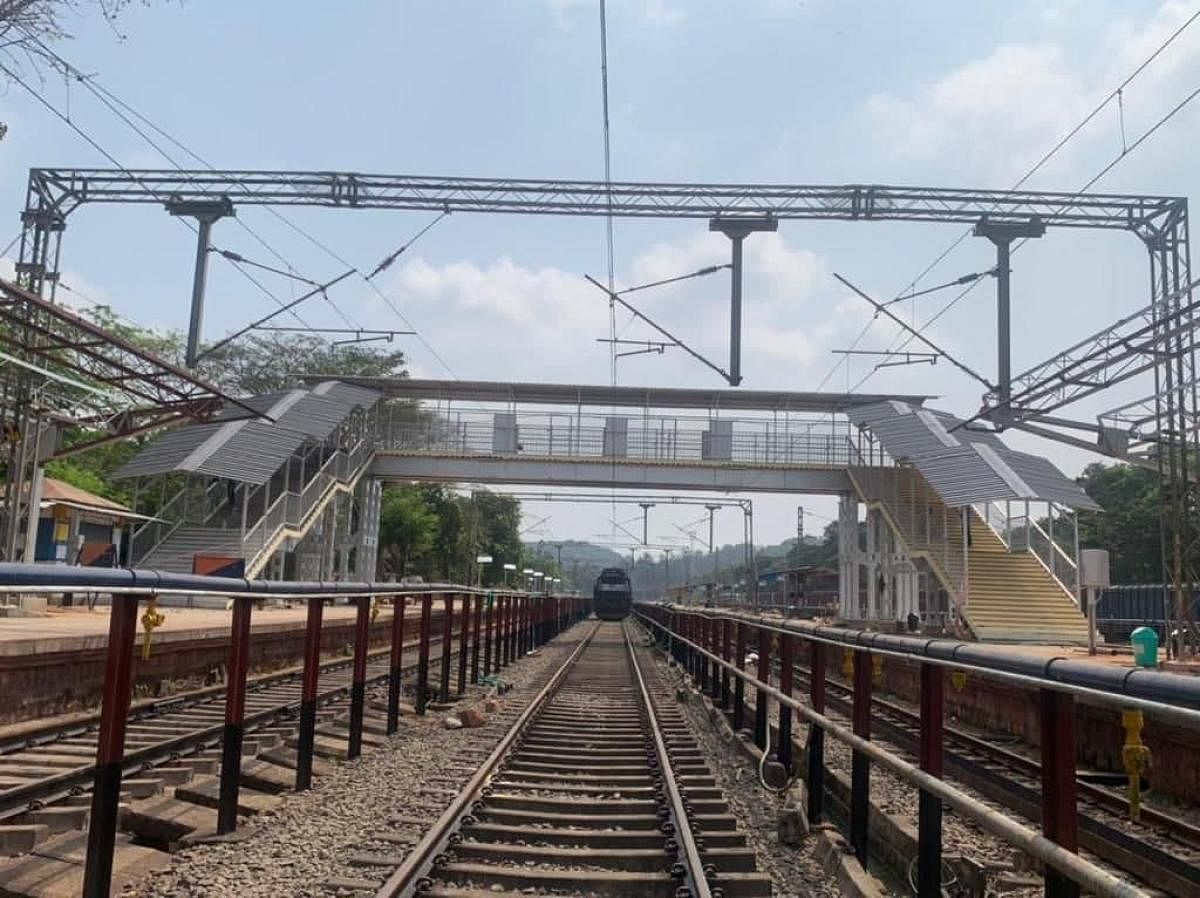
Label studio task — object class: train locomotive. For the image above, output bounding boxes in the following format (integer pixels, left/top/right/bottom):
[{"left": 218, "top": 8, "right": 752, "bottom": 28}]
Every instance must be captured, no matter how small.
[{"left": 593, "top": 567, "right": 633, "bottom": 620}]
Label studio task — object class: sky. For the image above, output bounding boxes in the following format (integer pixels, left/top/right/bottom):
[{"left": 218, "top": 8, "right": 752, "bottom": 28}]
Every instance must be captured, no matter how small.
[{"left": 2, "top": 0, "right": 1199, "bottom": 556}]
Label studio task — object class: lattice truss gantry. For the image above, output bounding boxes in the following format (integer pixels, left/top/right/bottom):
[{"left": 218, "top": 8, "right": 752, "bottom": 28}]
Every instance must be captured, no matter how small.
[{"left": 8, "top": 168, "right": 1198, "bottom": 636}]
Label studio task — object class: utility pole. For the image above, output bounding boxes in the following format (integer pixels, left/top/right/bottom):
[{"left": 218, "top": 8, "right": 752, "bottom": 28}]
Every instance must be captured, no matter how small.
[
  {"left": 706, "top": 504, "right": 720, "bottom": 597},
  {"left": 638, "top": 503, "right": 655, "bottom": 545}
]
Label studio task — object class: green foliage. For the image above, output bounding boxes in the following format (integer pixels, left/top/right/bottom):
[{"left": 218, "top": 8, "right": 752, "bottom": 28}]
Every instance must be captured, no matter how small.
[
  {"left": 378, "top": 485, "right": 438, "bottom": 578},
  {"left": 374, "top": 487, "right": 524, "bottom": 584},
  {"left": 1075, "top": 462, "right": 1162, "bottom": 583}
]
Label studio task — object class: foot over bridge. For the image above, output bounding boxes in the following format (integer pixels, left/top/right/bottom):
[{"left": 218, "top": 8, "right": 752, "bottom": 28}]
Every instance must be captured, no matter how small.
[{"left": 116, "top": 377, "right": 1101, "bottom": 643}]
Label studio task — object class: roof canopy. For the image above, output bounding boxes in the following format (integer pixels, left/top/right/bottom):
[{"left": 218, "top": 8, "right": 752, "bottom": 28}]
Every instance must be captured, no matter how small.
[
  {"left": 848, "top": 400, "right": 1100, "bottom": 511},
  {"left": 117, "top": 381, "right": 381, "bottom": 485},
  {"left": 304, "top": 377, "right": 930, "bottom": 414}
]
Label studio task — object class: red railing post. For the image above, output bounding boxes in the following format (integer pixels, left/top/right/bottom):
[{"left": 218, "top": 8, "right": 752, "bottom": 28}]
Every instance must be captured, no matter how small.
[
  {"left": 386, "top": 595, "right": 406, "bottom": 734},
  {"left": 720, "top": 618, "right": 731, "bottom": 711},
  {"left": 295, "top": 596, "right": 324, "bottom": 790},
  {"left": 81, "top": 593, "right": 140, "bottom": 898},
  {"left": 918, "top": 663, "right": 944, "bottom": 898},
  {"left": 470, "top": 594, "right": 483, "bottom": 684},
  {"left": 807, "top": 640, "right": 826, "bottom": 823},
  {"left": 415, "top": 594, "right": 433, "bottom": 714},
  {"left": 456, "top": 594, "right": 470, "bottom": 695},
  {"left": 484, "top": 592, "right": 496, "bottom": 674},
  {"left": 754, "top": 626, "right": 771, "bottom": 751},
  {"left": 733, "top": 621, "right": 747, "bottom": 731},
  {"left": 217, "top": 596, "right": 253, "bottom": 833},
  {"left": 439, "top": 594, "right": 454, "bottom": 704},
  {"left": 347, "top": 594, "right": 371, "bottom": 759},
  {"left": 850, "top": 650, "right": 873, "bottom": 864},
  {"left": 698, "top": 616, "right": 709, "bottom": 693},
  {"left": 1040, "top": 690, "right": 1080, "bottom": 898},
  {"left": 778, "top": 633, "right": 795, "bottom": 774}
]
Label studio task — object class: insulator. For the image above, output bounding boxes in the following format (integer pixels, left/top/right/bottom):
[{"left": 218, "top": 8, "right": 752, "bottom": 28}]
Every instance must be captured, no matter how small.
[
  {"left": 703, "top": 863, "right": 718, "bottom": 877},
  {"left": 433, "top": 853, "right": 450, "bottom": 867},
  {"left": 461, "top": 815, "right": 477, "bottom": 826},
  {"left": 664, "top": 838, "right": 678, "bottom": 852},
  {"left": 669, "top": 862, "right": 687, "bottom": 880},
  {"left": 416, "top": 877, "right": 433, "bottom": 892},
  {"left": 675, "top": 888, "right": 693, "bottom": 898},
  {"left": 448, "top": 833, "right": 462, "bottom": 846}
]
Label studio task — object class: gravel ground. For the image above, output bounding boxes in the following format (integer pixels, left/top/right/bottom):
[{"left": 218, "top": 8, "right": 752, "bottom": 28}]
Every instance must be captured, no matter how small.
[
  {"left": 128, "top": 630, "right": 584, "bottom": 898},
  {"left": 642, "top": 641, "right": 846, "bottom": 898}
]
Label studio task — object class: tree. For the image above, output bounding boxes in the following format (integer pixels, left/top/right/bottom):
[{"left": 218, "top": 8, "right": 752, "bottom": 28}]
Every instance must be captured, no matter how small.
[
  {"left": 198, "top": 333, "right": 405, "bottom": 397},
  {"left": 377, "top": 485, "right": 436, "bottom": 579},
  {"left": 1075, "top": 462, "right": 1162, "bottom": 583}
]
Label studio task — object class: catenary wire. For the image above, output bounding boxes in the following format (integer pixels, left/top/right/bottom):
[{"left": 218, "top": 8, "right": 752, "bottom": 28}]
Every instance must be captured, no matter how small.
[
  {"left": 58, "top": 47, "right": 458, "bottom": 377},
  {"left": 819, "top": 9, "right": 1200, "bottom": 391},
  {"left": 22, "top": 37, "right": 363, "bottom": 333},
  {"left": 0, "top": 60, "right": 315, "bottom": 331}
]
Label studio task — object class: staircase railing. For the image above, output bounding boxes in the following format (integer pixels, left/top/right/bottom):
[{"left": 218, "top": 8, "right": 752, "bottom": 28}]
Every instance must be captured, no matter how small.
[
  {"left": 130, "top": 479, "right": 224, "bottom": 565},
  {"left": 974, "top": 500, "right": 1080, "bottom": 604},
  {"left": 240, "top": 438, "right": 373, "bottom": 573}
]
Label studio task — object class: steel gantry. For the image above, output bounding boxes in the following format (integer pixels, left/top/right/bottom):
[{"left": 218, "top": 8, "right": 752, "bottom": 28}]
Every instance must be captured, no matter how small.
[{"left": 6, "top": 167, "right": 1197, "bottom": 640}]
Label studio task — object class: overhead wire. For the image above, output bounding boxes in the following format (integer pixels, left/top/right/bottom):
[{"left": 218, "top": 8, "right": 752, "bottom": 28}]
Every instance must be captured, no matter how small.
[
  {"left": 820, "top": 7, "right": 1200, "bottom": 392},
  {"left": 851, "top": 75, "right": 1200, "bottom": 395},
  {"left": 0, "top": 57, "right": 316, "bottom": 332},
  {"left": 599, "top": 0, "right": 617, "bottom": 387},
  {"left": 14, "top": 32, "right": 472, "bottom": 369},
  {"left": 64, "top": 49, "right": 458, "bottom": 377}
]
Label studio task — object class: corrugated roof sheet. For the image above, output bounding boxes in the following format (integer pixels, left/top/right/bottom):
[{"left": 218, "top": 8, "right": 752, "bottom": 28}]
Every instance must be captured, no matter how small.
[
  {"left": 116, "top": 380, "right": 381, "bottom": 484},
  {"left": 847, "top": 401, "right": 1099, "bottom": 511}
]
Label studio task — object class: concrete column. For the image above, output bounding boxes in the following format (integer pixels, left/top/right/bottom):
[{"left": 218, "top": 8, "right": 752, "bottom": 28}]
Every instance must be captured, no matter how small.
[
  {"left": 865, "top": 509, "right": 879, "bottom": 620},
  {"left": 838, "top": 494, "right": 859, "bottom": 619}
]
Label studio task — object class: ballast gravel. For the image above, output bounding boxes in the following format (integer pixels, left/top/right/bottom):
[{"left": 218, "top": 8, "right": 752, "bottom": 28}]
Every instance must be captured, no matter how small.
[
  {"left": 644, "top": 642, "right": 846, "bottom": 898},
  {"left": 127, "top": 637, "right": 579, "bottom": 898}
]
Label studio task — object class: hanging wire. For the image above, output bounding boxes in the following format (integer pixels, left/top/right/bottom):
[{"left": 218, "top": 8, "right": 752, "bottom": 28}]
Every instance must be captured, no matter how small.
[{"left": 820, "top": 7, "right": 1200, "bottom": 392}]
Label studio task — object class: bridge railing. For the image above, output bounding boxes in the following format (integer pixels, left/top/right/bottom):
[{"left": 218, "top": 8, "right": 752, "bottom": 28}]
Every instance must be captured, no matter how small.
[{"left": 379, "top": 411, "right": 860, "bottom": 467}]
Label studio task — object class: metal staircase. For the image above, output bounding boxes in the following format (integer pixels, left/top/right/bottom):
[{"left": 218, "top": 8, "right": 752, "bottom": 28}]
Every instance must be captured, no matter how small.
[
  {"left": 849, "top": 466, "right": 1089, "bottom": 643},
  {"left": 131, "top": 440, "right": 373, "bottom": 577}
]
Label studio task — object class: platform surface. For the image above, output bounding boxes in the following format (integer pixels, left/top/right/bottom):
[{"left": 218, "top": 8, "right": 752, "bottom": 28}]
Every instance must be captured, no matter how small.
[{"left": 0, "top": 600, "right": 466, "bottom": 657}]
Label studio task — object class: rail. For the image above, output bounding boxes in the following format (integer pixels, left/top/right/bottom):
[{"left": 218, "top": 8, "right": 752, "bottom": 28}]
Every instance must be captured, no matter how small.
[
  {"left": 636, "top": 603, "right": 1200, "bottom": 898},
  {"left": 372, "top": 623, "right": 599, "bottom": 898}
]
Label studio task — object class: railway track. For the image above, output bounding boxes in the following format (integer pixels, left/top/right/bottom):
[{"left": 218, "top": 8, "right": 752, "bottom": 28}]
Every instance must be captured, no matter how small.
[
  {"left": 792, "top": 660, "right": 1200, "bottom": 898},
  {"left": 0, "top": 626, "right": 463, "bottom": 825},
  {"left": 370, "top": 621, "right": 773, "bottom": 898}
]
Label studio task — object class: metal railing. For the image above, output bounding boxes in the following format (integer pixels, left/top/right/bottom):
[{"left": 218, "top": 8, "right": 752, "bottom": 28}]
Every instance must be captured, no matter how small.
[
  {"left": 380, "top": 411, "right": 859, "bottom": 468},
  {"left": 129, "top": 479, "right": 225, "bottom": 563},
  {"left": 976, "top": 499, "right": 1079, "bottom": 602},
  {"left": 241, "top": 439, "right": 373, "bottom": 571},
  {"left": 638, "top": 603, "right": 1200, "bottom": 898}
]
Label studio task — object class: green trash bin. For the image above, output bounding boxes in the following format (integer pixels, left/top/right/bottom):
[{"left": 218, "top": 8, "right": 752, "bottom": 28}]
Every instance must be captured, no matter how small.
[{"left": 1130, "top": 626, "right": 1159, "bottom": 668}]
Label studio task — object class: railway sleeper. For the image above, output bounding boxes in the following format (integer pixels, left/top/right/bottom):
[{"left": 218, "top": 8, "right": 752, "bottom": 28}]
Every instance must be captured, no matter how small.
[{"left": 451, "top": 840, "right": 762, "bottom": 873}]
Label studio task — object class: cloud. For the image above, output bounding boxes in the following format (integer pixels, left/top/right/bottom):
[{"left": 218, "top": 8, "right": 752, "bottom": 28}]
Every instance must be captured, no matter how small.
[
  {"left": 861, "top": 1, "right": 1200, "bottom": 180},
  {"left": 862, "top": 44, "right": 1086, "bottom": 177},
  {"left": 377, "top": 231, "right": 834, "bottom": 384}
]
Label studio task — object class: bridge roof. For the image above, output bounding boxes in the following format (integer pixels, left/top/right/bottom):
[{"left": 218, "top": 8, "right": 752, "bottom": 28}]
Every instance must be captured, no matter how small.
[
  {"left": 310, "top": 377, "right": 930, "bottom": 413},
  {"left": 848, "top": 401, "right": 1100, "bottom": 511},
  {"left": 116, "top": 381, "right": 381, "bottom": 484}
]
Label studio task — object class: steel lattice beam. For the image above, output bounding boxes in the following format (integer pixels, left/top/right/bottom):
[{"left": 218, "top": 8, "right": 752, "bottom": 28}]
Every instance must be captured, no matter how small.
[{"left": 23, "top": 168, "right": 1184, "bottom": 228}]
